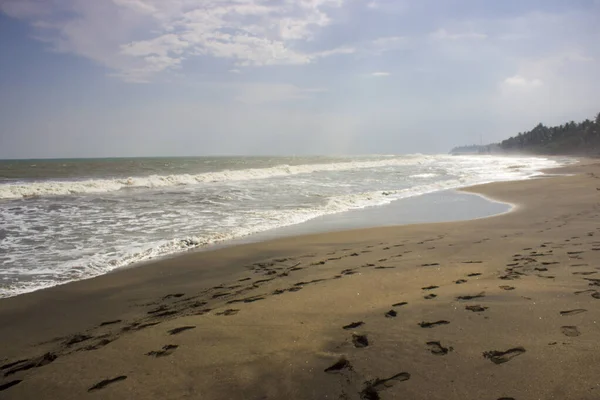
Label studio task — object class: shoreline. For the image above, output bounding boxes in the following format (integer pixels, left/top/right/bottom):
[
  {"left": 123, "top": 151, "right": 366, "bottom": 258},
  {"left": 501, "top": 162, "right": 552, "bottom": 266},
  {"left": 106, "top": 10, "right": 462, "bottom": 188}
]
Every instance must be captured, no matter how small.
[
  {"left": 0, "top": 155, "right": 573, "bottom": 299},
  {"left": 1, "top": 159, "right": 599, "bottom": 399},
  {"left": 205, "top": 188, "right": 513, "bottom": 251},
  {"left": 1, "top": 186, "right": 513, "bottom": 300},
  {"left": 0, "top": 161, "right": 579, "bottom": 302}
]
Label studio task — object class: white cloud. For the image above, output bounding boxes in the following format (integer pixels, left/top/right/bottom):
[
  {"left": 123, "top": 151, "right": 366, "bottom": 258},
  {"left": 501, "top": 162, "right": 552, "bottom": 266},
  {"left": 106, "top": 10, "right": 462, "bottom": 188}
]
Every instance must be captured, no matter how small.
[
  {"left": 371, "top": 72, "right": 390, "bottom": 77},
  {"left": 190, "top": 34, "right": 313, "bottom": 67},
  {"left": 501, "top": 51, "right": 592, "bottom": 92},
  {"left": 503, "top": 75, "right": 543, "bottom": 87},
  {"left": 229, "top": 69, "right": 242, "bottom": 74},
  {"left": 431, "top": 28, "right": 487, "bottom": 41},
  {"left": 0, "top": 0, "right": 352, "bottom": 82},
  {"left": 279, "top": 8, "right": 331, "bottom": 40}
]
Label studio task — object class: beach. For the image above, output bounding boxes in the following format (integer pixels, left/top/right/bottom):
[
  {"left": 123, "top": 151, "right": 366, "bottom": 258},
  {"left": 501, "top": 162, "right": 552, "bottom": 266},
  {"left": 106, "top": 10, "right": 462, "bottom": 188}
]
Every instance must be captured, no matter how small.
[{"left": 1, "top": 159, "right": 599, "bottom": 399}]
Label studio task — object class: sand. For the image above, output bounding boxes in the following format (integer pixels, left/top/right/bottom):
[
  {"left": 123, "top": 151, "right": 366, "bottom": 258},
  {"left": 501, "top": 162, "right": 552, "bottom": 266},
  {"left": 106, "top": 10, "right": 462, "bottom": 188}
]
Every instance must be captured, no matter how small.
[{"left": 1, "top": 160, "right": 600, "bottom": 400}]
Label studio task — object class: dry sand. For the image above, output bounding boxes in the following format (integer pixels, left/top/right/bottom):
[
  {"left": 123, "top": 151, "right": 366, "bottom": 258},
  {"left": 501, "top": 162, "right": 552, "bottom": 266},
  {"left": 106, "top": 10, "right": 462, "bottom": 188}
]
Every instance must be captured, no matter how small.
[{"left": 1, "top": 160, "right": 600, "bottom": 400}]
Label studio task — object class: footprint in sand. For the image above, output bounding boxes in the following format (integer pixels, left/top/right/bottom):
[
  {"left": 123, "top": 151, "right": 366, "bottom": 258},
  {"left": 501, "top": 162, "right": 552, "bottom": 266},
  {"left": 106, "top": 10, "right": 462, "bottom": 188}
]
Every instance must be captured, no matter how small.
[
  {"left": 585, "top": 278, "right": 600, "bottom": 286},
  {"left": 483, "top": 347, "right": 526, "bottom": 364},
  {"left": 560, "top": 309, "right": 587, "bottom": 316},
  {"left": 352, "top": 334, "right": 369, "bottom": 348},
  {"left": 360, "top": 372, "right": 411, "bottom": 400},
  {"left": 343, "top": 321, "right": 364, "bottom": 330},
  {"left": 146, "top": 344, "right": 178, "bottom": 357},
  {"left": 88, "top": 376, "right": 127, "bottom": 392},
  {"left": 392, "top": 302, "right": 408, "bottom": 307},
  {"left": 216, "top": 309, "right": 239, "bottom": 316},
  {"left": 99, "top": 319, "right": 122, "bottom": 327},
  {"left": 499, "top": 285, "right": 515, "bottom": 290},
  {"left": 64, "top": 334, "right": 93, "bottom": 346},
  {"left": 424, "top": 294, "right": 437, "bottom": 300},
  {"left": 465, "top": 305, "right": 488, "bottom": 312},
  {"left": 162, "top": 293, "right": 184, "bottom": 300},
  {"left": 574, "top": 289, "right": 596, "bottom": 295},
  {"left": 454, "top": 279, "right": 467, "bottom": 284},
  {"left": 456, "top": 292, "right": 485, "bottom": 301},
  {"left": 385, "top": 310, "right": 397, "bottom": 318},
  {"left": 426, "top": 341, "right": 453, "bottom": 355},
  {"left": 560, "top": 326, "right": 580, "bottom": 337},
  {"left": 422, "top": 285, "right": 439, "bottom": 290},
  {"left": 537, "top": 275, "right": 555, "bottom": 279},
  {"left": 3, "top": 353, "right": 57, "bottom": 376},
  {"left": 227, "top": 296, "right": 265, "bottom": 304},
  {"left": 324, "top": 358, "right": 352, "bottom": 373},
  {"left": 0, "top": 380, "right": 22, "bottom": 392},
  {"left": 419, "top": 320, "right": 449, "bottom": 328},
  {"left": 168, "top": 326, "right": 195, "bottom": 335},
  {"left": 83, "top": 338, "right": 114, "bottom": 351},
  {"left": 122, "top": 321, "right": 160, "bottom": 332}
]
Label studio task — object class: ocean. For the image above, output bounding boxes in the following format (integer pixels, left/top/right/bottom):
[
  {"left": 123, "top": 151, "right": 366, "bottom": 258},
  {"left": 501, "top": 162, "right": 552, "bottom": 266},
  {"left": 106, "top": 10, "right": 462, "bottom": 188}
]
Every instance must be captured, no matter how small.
[{"left": 0, "top": 154, "right": 569, "bottom": 298}]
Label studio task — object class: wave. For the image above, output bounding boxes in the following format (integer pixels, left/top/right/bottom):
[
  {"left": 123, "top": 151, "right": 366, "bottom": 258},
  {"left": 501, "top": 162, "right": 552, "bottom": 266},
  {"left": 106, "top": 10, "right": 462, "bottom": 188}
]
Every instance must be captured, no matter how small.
[
  {"left": 0, "top": 182, "right": 453, "bottom": 298},
  {"left": 0, "top": 155, "right": 573, "bottom": 298},
  {"left": 0, "top": 156, "right": 431, "bottom": 200},
  {"left": 0, "top": 173, "right": 495, "bottom": 299}
]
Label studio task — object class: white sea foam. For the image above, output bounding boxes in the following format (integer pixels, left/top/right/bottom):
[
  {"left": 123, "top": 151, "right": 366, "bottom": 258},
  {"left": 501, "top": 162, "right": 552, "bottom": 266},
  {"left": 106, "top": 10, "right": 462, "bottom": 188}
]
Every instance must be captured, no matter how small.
[
  {"left": 0, "top": 185, "right": 455, "bottom": 297},
  {"left": 0, "top": 154, "right": 574, "bottom": 298},
  {"left": 0, "top": 156, "right": 430, "bottom": 199},
  {"left": 410, "top": 173, "right": 437, "bottom": 178}
]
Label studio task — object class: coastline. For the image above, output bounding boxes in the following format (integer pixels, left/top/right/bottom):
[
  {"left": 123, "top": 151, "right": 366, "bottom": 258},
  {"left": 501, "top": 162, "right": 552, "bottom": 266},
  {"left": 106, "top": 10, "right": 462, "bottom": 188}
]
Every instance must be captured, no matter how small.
[
  {"left": 1, "top": 159, "right": 599, "bottom": 399},
  {"left": 0, "top": 185, "right": 513, "bottom": 299},
  {"left": 207, "top": 189, "right": 512, "bottom": 250},
  {"left": 0, "top": 154, "right": 570, "bottom": 299}
]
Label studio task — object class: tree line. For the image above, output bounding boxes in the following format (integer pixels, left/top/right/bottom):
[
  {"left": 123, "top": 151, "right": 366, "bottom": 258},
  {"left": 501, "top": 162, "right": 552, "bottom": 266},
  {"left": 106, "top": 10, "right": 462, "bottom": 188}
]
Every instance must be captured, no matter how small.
[
  {"left": 451, "top": 111, "right": 600, "bottom": 155},
  {"left": 499, "top": 111, "right": 600, "bottom": 155}
]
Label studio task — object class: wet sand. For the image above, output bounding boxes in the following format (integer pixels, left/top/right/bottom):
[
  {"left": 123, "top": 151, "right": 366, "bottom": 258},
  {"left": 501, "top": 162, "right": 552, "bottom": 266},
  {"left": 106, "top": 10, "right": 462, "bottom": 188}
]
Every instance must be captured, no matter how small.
[
  {"left": 232, "top": 189, "right": 510, "bottom": 244},
  {"left": 1, "top": 160, "right": 600, "bottom": 400}
]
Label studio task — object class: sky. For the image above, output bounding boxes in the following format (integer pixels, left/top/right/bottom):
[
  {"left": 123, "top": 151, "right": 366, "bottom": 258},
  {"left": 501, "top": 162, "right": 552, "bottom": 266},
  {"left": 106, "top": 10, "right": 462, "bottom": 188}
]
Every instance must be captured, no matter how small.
[{"left": 0, "top": 0, "right": 599, "bottom": 158}]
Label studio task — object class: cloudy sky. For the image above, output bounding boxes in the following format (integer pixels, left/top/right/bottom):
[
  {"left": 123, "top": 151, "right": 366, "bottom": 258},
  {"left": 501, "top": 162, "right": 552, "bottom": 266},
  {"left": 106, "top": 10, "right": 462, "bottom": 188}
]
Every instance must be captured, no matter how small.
[{"left": 1, "top": 0, "right": 599, "bottom": 158}]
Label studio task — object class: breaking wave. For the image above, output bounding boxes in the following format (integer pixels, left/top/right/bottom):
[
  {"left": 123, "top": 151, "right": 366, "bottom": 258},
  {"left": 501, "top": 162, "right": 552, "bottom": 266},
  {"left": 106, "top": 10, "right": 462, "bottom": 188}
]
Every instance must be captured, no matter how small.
[{"left": 0, "top": 157, "right": 429, "bottom": 199}]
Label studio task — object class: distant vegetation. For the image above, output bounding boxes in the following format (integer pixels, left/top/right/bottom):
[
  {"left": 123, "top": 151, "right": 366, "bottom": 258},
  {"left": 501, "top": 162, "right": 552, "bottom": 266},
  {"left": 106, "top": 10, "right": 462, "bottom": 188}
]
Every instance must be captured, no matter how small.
[
  {"left": 499, "top": 112, "right": 600, "bottom": 155},
  {"left": 451, "top": 111, "right": 600, "bottom": 156}
]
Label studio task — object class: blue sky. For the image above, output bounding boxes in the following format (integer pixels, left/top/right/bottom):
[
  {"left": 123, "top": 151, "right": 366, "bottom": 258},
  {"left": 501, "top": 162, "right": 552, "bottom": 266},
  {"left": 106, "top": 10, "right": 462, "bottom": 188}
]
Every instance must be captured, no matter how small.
[{"left": 1, "top": 0, "right": 599, "bottom": 158}]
